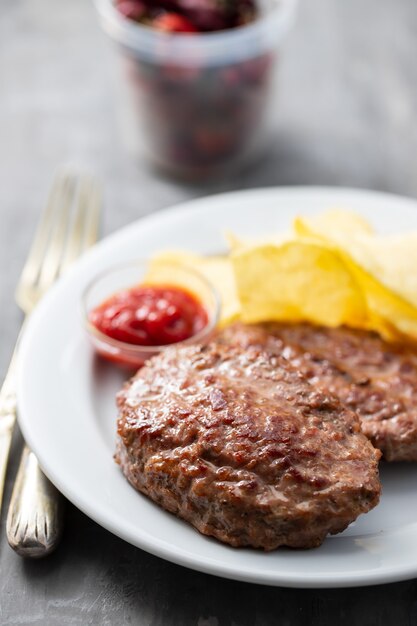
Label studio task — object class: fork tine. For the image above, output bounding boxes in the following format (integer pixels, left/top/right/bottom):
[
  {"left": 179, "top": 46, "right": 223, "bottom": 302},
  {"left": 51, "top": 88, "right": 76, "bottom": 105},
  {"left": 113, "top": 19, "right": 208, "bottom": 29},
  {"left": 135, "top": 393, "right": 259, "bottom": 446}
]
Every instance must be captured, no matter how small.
[
  {"left": 15, "top": 171, "right": 71, "bottom": 311},
  {"left": 37, "top": 173, "right": 76, "bottom": 291},
  {"left": 59, "top": 176, "right": 101, "bottom": 274},
  {"left": 15, "top": 170, "right": 101, "bottom": 314},
  {"left": 82, "top": 178, "right": 101, "bottom": 252}
]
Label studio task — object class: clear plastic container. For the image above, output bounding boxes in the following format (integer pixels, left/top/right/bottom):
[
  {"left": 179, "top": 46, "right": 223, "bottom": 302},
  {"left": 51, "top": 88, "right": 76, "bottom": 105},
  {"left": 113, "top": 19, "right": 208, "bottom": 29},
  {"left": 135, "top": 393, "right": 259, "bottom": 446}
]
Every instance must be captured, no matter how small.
[{"left": 95, "top": 0, "right": 297, "bottom": 179}]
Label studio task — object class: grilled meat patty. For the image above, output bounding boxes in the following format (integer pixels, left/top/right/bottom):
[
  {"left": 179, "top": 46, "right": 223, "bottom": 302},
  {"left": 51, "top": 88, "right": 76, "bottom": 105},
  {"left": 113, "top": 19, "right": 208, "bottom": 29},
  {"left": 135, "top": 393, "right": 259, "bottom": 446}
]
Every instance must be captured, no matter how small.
[
  {"left": 116, "top": 337, "right": 380, "bottom": 550},
  {"left": 219, "top": 323, "right": 417, "bottom": 461}
]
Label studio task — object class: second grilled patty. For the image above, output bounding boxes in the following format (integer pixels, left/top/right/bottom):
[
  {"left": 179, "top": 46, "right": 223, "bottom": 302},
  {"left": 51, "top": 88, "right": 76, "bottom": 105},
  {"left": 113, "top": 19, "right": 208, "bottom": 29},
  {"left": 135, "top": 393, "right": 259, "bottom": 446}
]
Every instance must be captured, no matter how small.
[{"left": 218, "top": 323, "right": 417, "bottom": 461}]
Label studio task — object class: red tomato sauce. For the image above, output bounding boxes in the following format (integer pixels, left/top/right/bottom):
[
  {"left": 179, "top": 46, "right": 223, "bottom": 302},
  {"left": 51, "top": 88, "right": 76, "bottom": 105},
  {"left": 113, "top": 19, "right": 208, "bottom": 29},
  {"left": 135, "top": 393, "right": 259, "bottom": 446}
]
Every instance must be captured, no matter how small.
[{"left": 89, "top": 284, "right": 208, "bottom": 346}]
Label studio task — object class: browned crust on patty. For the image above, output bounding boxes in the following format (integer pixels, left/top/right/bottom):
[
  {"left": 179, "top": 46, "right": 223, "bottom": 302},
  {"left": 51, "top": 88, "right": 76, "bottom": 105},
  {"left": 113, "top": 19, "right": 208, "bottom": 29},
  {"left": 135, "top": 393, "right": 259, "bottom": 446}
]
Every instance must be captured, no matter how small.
[
  {"left": 116, "top": 337, "right": 380, "bottom": 550},
  {"left": 219, "top": 323, "right": 417, "bottom": 461}
]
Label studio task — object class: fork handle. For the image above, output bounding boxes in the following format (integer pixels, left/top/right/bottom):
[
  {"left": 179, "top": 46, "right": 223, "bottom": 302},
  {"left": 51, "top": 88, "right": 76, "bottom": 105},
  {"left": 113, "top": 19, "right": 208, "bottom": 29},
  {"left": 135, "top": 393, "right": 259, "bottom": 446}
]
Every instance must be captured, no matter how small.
[
  {"left": 0, "top": 350, "right": 19, "bottom": 516},
  {"left": 0, "top": 412, "right": 15, "bottom": 516},
  {"left": 6, "top": 445, "right": 64, "bottom": 557}
]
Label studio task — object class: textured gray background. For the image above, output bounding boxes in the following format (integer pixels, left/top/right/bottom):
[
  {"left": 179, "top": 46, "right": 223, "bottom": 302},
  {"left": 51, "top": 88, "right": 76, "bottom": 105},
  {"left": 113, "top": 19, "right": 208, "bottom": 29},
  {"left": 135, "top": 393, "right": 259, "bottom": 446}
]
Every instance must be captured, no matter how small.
[{"left": 1, "top": 0, "right": 417, "bottom": 624}]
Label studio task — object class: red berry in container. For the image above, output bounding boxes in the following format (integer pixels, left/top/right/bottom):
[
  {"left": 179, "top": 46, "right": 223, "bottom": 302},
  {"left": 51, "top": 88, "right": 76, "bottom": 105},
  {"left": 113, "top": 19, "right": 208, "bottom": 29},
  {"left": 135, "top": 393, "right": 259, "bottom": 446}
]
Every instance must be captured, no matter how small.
[
  {"left": 115, "top": 0, "right": 146, "bottom": 21},
  {"left": 176, "top": 0, "right": 226, "bottom": 31},
  {"left": 151, "top": 12, "right": 198, "bottom": 32}
]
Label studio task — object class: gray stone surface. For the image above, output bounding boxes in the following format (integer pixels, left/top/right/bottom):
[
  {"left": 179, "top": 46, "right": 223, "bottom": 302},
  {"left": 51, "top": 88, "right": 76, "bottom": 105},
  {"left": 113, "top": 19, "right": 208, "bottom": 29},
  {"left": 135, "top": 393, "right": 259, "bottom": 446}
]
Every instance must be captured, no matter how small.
[{"left": 1, "top": 0, "right": 417, "bottom": 623}]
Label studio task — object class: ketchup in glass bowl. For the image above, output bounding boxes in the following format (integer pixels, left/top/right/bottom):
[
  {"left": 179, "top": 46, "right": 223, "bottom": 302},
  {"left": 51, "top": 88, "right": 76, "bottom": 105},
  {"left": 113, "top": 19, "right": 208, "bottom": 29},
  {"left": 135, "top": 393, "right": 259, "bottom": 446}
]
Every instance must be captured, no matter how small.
[{"left": 83, "top": 261, "right": 220, "bottom": 368}]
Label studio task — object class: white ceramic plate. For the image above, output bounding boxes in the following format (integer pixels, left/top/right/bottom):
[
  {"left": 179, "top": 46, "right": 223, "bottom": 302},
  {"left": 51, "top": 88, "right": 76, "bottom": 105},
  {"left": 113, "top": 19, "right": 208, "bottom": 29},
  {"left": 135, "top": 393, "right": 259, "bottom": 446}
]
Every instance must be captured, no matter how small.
[{"left": 18, "top": 187, "right": 417, "bottom": 588}]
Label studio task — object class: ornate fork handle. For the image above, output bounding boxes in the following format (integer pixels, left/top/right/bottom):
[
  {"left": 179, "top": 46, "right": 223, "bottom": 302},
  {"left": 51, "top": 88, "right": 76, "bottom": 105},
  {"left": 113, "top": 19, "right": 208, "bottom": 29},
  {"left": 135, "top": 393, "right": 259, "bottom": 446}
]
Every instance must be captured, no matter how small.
[
  {"left": 0, "top": 347, "right": 64, "bottom": 556},
  {"left": 6, "top": 446, "right": 64, "bottom": 557},
  {"left": 0, "top": 352, "right": 18, "bottom": 515}
]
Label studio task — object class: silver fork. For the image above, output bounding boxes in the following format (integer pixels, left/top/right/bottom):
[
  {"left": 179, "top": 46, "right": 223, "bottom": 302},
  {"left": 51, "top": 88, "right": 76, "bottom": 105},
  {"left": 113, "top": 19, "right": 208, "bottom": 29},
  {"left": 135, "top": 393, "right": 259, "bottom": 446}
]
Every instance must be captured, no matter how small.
[{"left": 0, "top": 169, "right": 101, "bottom": 557}]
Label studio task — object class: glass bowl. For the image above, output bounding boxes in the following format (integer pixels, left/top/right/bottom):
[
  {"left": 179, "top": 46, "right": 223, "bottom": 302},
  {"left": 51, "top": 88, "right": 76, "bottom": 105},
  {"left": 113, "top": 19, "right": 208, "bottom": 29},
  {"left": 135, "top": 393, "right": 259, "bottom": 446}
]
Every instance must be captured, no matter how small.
[{"left": 82, "top": 260, "right": 221, "bottom": 369}]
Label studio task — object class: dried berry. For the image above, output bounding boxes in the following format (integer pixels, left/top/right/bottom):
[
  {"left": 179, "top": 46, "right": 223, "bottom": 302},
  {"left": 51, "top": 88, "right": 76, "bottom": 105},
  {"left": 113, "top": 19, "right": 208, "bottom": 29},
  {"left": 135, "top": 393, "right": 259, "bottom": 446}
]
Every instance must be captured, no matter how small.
[
  {"left": 115, "top": 0, "right": 146, "bottom": 21},
  {"left": 115, "top": 0, "right": 258, "bottom": 33},
  {"left": 151, "top": 12, "right": 198, "bottom": 32}
]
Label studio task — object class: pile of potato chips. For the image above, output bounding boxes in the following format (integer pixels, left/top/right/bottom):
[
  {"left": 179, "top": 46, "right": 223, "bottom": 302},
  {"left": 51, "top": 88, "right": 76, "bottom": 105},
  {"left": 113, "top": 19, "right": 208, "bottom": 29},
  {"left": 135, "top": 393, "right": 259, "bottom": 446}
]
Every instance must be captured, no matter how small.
[{"left": 151, "top": 210, "right": 417, "bottom": 342}]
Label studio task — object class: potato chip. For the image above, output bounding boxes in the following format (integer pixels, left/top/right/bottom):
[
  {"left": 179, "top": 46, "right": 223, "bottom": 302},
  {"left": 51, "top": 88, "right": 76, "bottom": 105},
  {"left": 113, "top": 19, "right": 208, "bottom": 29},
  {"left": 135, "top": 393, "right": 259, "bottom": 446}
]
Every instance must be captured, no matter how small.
[
  {"left": 295, "top": 211, "right": 417, "bottom": 339},
  {"left": 225, "top": 230, "right": 292, "bottom": 251},
  {"left": 231, "top": 240, "right": 367, "bottom": 327},
  {"left": 294, "top": 212, "right": 417, "bottom": 337},
  {"left": 149, "top": 250, "right": 240, "bottom": 327},
  {"left": 294, "top": 212, "right": 417, "bottom": 306},
  {"left": 148, "top": 209, "right": 417, "bottom": 344},
  {"left": 294, "top": 209, "right": 374, "bottom": 239}
]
